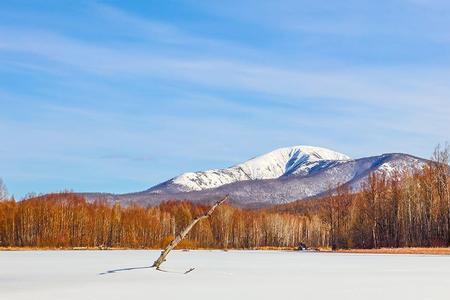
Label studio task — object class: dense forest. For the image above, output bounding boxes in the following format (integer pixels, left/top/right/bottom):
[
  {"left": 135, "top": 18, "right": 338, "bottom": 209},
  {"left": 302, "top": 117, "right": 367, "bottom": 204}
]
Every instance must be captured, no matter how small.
[{"left": 0, "top": 146, "right": 449, "bottom": 250}]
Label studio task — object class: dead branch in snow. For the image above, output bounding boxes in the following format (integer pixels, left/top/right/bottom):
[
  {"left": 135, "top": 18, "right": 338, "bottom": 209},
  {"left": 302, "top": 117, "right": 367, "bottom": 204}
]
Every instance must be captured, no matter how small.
[{"left": 152, "top": 195, "right": 229, "bottom": 270}]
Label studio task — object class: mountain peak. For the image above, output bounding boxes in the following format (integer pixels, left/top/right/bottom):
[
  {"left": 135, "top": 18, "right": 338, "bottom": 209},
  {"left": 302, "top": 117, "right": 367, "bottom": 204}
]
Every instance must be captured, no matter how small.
[
  {"left": 242, "top": 145, "right": 350, "bottom": 165},
  {"left": 150, "top": 145, "right": 350, "bottom": 193}
]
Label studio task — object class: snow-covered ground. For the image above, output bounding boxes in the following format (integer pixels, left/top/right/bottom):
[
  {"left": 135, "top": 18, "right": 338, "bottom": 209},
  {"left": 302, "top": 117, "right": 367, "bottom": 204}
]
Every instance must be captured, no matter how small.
[{"left": 1, "top": 250, "right": 449, "bottom": 300}]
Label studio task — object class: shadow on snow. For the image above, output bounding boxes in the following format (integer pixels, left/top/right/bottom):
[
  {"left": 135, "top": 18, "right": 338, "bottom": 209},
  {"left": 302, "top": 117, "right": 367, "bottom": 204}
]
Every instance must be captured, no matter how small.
[
  {"left": 99, "top": 266, "right": 195, "bottom": 275},
  {"left": 99, "top": 266, "right": 152, "bottom": 275}
]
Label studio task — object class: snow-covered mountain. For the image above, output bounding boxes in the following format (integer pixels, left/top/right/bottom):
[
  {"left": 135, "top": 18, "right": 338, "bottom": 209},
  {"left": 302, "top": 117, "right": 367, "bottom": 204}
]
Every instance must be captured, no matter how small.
[
  {"left": 148, "top": 145, "right": 350, "bottom": 194},
  {"left": 83, "top": 146, "right": 428, "bottom": 208}
]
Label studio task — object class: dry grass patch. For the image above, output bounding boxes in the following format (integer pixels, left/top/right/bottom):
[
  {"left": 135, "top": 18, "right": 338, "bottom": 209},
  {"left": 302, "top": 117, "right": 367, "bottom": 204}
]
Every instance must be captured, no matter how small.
[{"left": 337, "top": 247, "right": 450, "bottom": 255}]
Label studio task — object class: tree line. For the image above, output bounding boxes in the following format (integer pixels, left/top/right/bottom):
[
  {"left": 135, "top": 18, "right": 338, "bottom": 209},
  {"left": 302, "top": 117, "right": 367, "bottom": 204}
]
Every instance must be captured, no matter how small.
[
  {"left": 274, "top": 145, "right": 450, "bottom": 249},
  {"left": 0, "top": 146, "right": 448, "bottom": 250},
  {"left": 0, "top": 192, "right": 325, "bottom": 249}
]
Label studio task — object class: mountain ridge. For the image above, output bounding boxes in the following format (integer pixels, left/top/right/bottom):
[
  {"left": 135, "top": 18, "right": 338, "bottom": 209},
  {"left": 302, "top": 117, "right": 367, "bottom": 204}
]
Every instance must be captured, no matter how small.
[
  {"left": 83, "top": 147, "right": 428, "bottom": 208},
  {"left": 148, "top": 145, "right": 350, "bottom": 194}
]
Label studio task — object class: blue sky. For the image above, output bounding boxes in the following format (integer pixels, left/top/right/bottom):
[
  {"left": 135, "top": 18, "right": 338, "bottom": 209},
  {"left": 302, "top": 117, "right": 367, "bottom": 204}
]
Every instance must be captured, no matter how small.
[{"left": 1, "top": 0, "right": 450, "bottom": 198}]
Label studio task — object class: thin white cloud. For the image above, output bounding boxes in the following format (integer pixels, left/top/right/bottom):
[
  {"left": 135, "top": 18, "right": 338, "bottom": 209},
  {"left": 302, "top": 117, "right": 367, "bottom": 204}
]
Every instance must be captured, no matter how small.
[
  {"left": 1, "top": 26, "right": 450, "bottom": 140},
  {"left": 1, "top": 27, "right": 449, "bottom": 107},
  {"left": 93, "top": 3, "right": 200, "bottom": 44}
]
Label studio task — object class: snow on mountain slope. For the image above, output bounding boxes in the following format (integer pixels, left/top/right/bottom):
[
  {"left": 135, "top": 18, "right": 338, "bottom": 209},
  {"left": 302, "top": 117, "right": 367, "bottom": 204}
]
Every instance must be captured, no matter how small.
[
  {"left": 82, "top": 147, "right": 428, "bottom": 208},
  {"left": 347, "top": 153, "right": 426, "bottom": 189},
  {"left": 120, "top": 153, "right": 425, "bottom": 207},
  {"left": 89, "top": 153, "right": 427, "bottom": 208},
  {"left": 148, "top": 145, "right": 350, "bottom": 193}
]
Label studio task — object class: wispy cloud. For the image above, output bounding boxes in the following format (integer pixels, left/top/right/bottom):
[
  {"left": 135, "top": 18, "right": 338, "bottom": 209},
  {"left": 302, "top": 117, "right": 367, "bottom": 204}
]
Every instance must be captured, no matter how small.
[
  {"left": 99, "top": 154, "right": 153, "bottom": 162},
  {"left": 2, "top": 26, "right": 450, "bottom": 110},
  {"left": 93, "top": 3, "right": 216, "bottom": 46},
  {"left": 1, "top": 24, "right": 450, "bottom": 151}
]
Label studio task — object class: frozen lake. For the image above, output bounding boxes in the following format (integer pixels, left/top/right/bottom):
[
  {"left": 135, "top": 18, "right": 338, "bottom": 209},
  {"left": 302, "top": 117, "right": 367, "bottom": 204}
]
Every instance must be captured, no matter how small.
[{"left": 1, "top": 250, "right": 449, "bottom": 300}]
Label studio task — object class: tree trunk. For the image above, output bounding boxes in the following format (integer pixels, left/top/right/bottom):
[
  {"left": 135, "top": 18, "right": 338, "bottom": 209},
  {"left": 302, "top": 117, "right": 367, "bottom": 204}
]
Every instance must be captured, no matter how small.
[{"left": 152, "top": 195, "right": 228, "bottom": 270}]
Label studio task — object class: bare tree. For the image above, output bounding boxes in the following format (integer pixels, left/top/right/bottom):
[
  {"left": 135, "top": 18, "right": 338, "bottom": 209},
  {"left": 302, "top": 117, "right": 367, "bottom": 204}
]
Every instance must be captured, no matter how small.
[
  {"left": 431, "top": 143, "right": 450, "bottom": 244},
  {"left": 0, "top": 178, "right": 8, "bottom": 200},
  {"left": 152, "top": 195, "right": 228, "bottom": 270}
]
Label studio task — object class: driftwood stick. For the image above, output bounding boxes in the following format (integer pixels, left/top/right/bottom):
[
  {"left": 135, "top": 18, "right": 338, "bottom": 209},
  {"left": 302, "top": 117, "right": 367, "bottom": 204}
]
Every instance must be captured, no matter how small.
[{"left": 152, "top": 195, "right": 229, "bottom": 270}]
